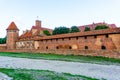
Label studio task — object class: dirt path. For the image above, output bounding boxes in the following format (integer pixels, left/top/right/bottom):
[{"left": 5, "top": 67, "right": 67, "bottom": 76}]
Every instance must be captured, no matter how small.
[{"left": 0, "top": 56, "right": 120, "bottom": 80}]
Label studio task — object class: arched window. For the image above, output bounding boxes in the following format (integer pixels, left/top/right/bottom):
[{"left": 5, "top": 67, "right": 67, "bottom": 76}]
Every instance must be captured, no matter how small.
[
  {"left": 56, "top": 46, "right": 59, "bottom": 49},
  {"left": 56, "top": 39, "right": 58, "bottom": 42},
  {"left": 69, "top": 37, "right": 71, "bottom": 40},
  {"left": 94, "top": 35, "right": 97, "bottom": 38},
  {"left": 46, "top": 46, "right": 48, "bottom": 49},
  {"left": 85, "top": 36, "right": 87, "bottom": 39},
  {"left": 69, "top": 46, "right": 72, "bottom": 49},
  {"left": 101, "top": 45, "right": 106, "bottom": 50},
  {"left": 37, "top": 47, "right": 39, "bottom": 49},
  {"left": 106, "top": 34, "right": 109, "bottom": 38},
  {"left": 76, "top": 37, "right": 78, "bottom": 40},
  {"left": 85, "top": 46, "right": 88, "bottom": 49}
]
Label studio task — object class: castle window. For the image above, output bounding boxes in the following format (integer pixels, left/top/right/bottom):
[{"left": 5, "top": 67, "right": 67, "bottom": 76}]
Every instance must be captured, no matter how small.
[
  {"left": 41, "top": 40, "right": 43, "bottom": 42},
  {"left": 56, "top": 46, "right": 59, "bottom": 49},
  {"left": 37, "top": 47, "right": 39, "bottom": 49},
  {"left": 85, "top": 46, "right": 88, "bottom": 49},
  {"left": 46, "top": 46, "right": 48, "bottom": 49},
  {"left": 62, "top": 38, "right": 64, "bottom": 41},
  {"left": 106, "top": 34, "right": 109, "bottom": 38},
  {"left": 69, "top": 37, "right": 71, "bottom": 40},
  {"left": 69, "top": 46, "right": 72, "bottom": 49},
  {"left": 56, "top": 39, "right": 58, "bottom": 41},
  {"left": 94, "top": 35, "right": 97, "bottom": 38},
  {"left": 51, "top": 39, "right": 52, "bottom": 42},
  {"left": 76, "top": 37, "right": 78, "bottom": 40},
  {"left": 85, "top": 36, "right": 87, "bottom": 39},
  {"left": 101, "top": 45, "right": 106, "bottom": 50}
]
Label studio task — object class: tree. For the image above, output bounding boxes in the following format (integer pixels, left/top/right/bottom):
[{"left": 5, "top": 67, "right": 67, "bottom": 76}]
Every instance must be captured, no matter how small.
[
  {"left": 95, "top": 25, "right": 109, "bottom": 30},
  {"left": 52, "top": 26, "right": 70, "bottom": 35},
  {"left": 43, "top": 30, "right": 51, "bottom": 36},
  {"left": 70, "top": 26, "right": 80, "bottom": 33},
  {"left": 84, "top": 27, "right": 90, "bottom": 31},
  {"left": 0, "top": 36, "right": 6, "bottom": 44}
]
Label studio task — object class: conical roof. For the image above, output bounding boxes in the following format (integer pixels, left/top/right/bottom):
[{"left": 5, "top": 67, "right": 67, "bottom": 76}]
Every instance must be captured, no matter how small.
[{"left": 6, "top": 22, "right": 19, "bottom": 30}]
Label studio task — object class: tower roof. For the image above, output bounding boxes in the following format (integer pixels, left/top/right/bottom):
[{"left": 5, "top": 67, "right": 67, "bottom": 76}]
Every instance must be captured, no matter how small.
[{"left": 6, "top": 22, "right": 19, "bottom": 30}]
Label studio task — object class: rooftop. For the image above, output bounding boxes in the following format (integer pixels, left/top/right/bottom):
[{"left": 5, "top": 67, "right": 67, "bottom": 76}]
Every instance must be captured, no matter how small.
[
  {"left": 34, "top": 28, "right": 120, "bottom": 40},
  {"left": 6, "top": 22, "right": 19, "bottom": 30}
]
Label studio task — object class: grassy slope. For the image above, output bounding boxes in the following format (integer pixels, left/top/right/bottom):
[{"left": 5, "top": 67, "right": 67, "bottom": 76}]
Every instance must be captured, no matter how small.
[
  {"left": 0, "top": 52, "right": 120, "bottom": 65},
  {"left": 0, "top": 68, "right": 98, "bottom": 80}
]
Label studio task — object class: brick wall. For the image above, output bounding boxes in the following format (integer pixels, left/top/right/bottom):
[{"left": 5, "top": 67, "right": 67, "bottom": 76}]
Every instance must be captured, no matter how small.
[
  {"left": 0, "top": 44, "right": 6, "bottom": 49},
  {"left": 38, "top": 34, "right": 117, "bottom": 50}
]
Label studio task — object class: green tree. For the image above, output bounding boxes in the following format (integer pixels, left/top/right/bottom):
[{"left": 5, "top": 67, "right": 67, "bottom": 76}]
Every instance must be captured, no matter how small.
[
  {"left": 95, "top": 25, "right": 109, "bottom": 30},
  {"left": 0, "top": 36, "right": 6, "bottom": 44},
  {"left": 43, "top": 30, "right": 51, "bottom": 36},
  {"left": 52, "top": 26, "right": 70, "bottom": 35},
  {"left": 0, "top": 38, "right": 2, "bottom": 44},
  {"left": 70, "top": 26, "right": 80, "bottom": 33},
  {"left": 84, "top": 27, "right": 90, "bottom": 31}
]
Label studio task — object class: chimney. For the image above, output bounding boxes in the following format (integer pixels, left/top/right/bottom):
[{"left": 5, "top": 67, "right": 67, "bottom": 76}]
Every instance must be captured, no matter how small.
[{"left": 35, "top": 20, "right": 41, "bottom": 27}]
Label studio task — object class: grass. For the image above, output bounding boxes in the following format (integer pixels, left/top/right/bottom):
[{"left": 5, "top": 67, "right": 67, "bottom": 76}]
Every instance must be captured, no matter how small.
[
  {"left": 0, "top": 52, "right": 120, "bottom": 65},
  {"left": 0, "top": 68, "right": 99, "bottom": 80}
]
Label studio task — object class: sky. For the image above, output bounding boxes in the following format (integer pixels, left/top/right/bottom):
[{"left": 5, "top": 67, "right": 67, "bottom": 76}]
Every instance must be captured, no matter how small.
[{"left": 0, "top": 0, "right": 120, "bottom": 37}]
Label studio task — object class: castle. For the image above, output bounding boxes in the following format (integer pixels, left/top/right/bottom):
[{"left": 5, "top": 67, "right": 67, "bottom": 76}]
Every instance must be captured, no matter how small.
[{"left": 0, "top": 20, "right": 120, "bottom": 58}]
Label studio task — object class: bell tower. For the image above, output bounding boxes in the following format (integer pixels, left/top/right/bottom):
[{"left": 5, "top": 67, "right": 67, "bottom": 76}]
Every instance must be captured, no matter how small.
[
  {"left": 35, "top": 20, "right": 41, "bottom": 27},
  {"left": 6, "top": 22, "right": 19, "bottom": 49}
]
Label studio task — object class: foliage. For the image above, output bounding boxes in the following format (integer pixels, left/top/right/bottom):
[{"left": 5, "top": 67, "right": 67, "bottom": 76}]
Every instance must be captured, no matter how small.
[
  {"left": 43, "top": 30, "right": 51, "bottom": 36},
  {"left": 0, "top": 52, "right": 120, "bottom": 65},
  {"left": 0, "top": 68, "right": 98, "bottom": 80},
  {"left": 0, "top": 36, "right": 6, "bottom": 44},
  {"left": 70, "top": 26, "right": 80, "bottom": 33},
  {"left": 84, "top": 27, "right": 90, "bottom": 31},
  {"left": 95, "top": 25, "right": 109, "bottom": 30},
  {"left": 52, "top": 26, "right": 70, "bottom": 35}
]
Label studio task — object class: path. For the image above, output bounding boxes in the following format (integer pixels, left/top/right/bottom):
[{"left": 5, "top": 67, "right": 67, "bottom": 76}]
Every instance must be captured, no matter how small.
[{"left": 0, "top": 56, "right": 120, "bottom": 80}]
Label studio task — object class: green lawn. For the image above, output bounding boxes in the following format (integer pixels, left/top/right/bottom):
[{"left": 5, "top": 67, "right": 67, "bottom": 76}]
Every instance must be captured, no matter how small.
[
  {"left": 0, "top": 68, "right": 99, "bottom": 80},
  {"left": 0, "top": 52, "right": 120, "bottom": 65}
]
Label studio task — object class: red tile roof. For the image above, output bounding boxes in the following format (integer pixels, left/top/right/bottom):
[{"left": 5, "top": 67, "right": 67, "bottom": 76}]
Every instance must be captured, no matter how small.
[
  {"left": 19, "top": 31, "right": 33, "bottom": 38},
  {"left": 78, "top": 22, "right": 117, "bottom": 31},
  {"left": 34, "top": 28, "right": 120, "bottom": 40},
  {"left": 6, "top": 22, "right": 19, "bottom": 30}
]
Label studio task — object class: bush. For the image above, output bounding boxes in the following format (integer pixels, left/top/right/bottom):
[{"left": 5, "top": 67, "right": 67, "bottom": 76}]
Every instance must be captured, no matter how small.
[
  {"left": 43, "top": 30, "right": 51, "bottom": 36},
  {"left": 52, "top": 26, "right": 70, "bottom": 35},
  {"left": 84, "top": 27, "right": 90, "bottom": 31},
  {"left": 0, "top": 36, "right": 6, "bottom": 44},
  {"left": 70, "top": 26, "right": 80, "bottom": 33},
  {"left": 95, "top": 25, "right": 109, "bottom": 30}
]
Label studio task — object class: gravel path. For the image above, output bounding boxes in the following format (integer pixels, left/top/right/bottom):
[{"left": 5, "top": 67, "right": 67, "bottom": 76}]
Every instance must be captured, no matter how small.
[{"left": 0, "top": 56, "right": 120, "bottom": 80}]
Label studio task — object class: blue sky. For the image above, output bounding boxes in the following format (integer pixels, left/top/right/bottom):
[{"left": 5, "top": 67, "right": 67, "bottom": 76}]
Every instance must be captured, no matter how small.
[{"left": 0, "top": 0, "right": 120, "bottom": 37}]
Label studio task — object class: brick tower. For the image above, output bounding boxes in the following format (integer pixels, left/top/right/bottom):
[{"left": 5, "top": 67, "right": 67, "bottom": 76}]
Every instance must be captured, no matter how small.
[
  {"left": 35, "top": 20, "right": 41, "bottom": 27},
  {"left": 6, "top": 22, "right": 19, "bottom": 49}
]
